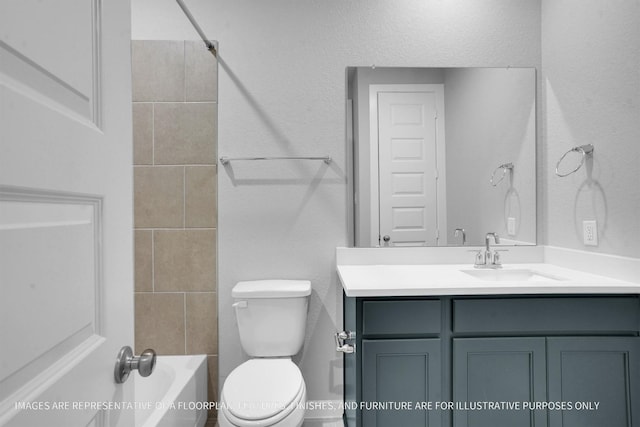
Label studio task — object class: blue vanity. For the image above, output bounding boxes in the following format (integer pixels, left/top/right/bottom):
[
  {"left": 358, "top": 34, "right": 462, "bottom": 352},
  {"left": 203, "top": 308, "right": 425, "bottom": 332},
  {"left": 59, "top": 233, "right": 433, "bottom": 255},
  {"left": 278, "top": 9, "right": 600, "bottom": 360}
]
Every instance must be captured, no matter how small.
[{"left": 337, "top": 248, "right": 640, "bottom": 427}]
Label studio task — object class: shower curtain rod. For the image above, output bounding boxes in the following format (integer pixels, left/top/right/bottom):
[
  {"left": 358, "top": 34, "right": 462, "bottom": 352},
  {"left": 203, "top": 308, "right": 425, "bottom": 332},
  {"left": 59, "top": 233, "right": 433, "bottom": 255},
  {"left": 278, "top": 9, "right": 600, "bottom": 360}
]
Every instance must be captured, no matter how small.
[{"left": 175, "top": 0, "right": 217, "bottom": 56}]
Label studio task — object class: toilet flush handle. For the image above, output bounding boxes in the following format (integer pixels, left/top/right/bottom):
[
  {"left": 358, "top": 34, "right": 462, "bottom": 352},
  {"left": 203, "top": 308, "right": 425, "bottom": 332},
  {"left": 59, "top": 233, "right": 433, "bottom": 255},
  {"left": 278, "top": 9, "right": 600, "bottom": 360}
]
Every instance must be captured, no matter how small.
[{"left": 232, "top": 301, "right": 248, "bottom": 309}]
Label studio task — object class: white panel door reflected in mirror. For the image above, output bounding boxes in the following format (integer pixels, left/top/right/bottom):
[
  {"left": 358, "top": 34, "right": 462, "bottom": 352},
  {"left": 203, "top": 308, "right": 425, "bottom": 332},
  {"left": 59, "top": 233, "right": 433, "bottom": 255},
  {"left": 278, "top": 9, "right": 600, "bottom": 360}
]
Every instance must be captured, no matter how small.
[{"left": 347, "top": 67, "right": 536, "bottom": 247}]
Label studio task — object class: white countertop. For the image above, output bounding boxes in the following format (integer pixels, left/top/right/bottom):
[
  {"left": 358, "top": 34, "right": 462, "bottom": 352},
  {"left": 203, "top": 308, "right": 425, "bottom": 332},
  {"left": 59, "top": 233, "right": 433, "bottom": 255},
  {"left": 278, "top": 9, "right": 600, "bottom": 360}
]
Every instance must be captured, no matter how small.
[{"left": 337, "top": 263, "right": 640, "bottom": 297}]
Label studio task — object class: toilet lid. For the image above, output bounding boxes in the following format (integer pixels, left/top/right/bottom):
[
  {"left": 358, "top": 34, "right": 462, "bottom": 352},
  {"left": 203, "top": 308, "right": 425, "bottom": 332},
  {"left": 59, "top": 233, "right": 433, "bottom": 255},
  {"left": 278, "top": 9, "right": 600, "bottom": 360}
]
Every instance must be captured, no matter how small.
[{"left": 222, "top": 359, "right": 304, "bottom": 421}]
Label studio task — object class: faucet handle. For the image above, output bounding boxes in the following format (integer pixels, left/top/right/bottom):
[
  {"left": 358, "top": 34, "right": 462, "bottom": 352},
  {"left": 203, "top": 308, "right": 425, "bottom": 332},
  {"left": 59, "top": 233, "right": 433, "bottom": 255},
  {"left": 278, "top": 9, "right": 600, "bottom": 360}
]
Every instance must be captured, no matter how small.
[
  {"left": 474, "top": 250, "right": 486, "bottom": 266},
  {"left": 492, "top": 249, "right": 508, "bottom": 266}
]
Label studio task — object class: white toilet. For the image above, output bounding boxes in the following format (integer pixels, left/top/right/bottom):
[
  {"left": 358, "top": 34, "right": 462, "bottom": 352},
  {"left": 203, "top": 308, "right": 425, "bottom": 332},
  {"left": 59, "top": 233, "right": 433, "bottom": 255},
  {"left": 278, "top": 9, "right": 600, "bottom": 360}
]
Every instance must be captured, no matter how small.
[{"left": 219, "top": 280, "right": 311, "bottom": 427}]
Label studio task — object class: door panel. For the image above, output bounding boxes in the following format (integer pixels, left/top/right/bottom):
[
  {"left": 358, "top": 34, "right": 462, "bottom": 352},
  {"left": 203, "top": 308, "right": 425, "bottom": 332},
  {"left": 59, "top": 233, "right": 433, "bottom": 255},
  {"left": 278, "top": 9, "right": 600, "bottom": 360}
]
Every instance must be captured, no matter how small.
[
  {"left": 547, "top": 337, "right": 640, "bottom": 427},
  {"left": 0, "top": 0, "right": 100, "bottom": 123},
  {"left": 362, "top": 338, "right": 442, "bottom": 427},
  {"left": 0, "top": 0, "right": 133, "bottom": 425},
  {"left": 0, "top": 195, "right": 99, "bottom": 395},
  {"left": 453, "top": 338, "right": 547, "bottom": 427},
  {"left": 378, "top": 91, "right": 438, "bottom": 246}
]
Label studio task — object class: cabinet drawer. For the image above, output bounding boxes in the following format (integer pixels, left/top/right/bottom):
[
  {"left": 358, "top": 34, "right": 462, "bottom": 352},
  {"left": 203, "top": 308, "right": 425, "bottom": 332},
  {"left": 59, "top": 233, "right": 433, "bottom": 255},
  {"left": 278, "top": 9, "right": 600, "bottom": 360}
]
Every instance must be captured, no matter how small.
[
  {"left": 453, "top": 297, "right": 640, "bottom": 334},
  {"left": 362, "top": 299, "right": 441, "bottom": 336}
]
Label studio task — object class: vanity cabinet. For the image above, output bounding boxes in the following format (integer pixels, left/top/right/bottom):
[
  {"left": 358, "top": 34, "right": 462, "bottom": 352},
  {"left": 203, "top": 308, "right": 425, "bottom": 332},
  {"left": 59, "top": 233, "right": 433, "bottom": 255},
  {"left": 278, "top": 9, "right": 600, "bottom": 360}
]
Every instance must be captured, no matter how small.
[
  {"left": 359, "top": 299, "right": 443, "bottom": 426},
  {"left": 362, "top": 338, "right": 441, "bottom": 426},
  {"left": 546, "top": 337, "right": 640, "bottom": 427},
  {"left": 344, "top": 295, "right": 640, "bottom": 427},
  {"left": 453, "top": 337, "right": 547, "bottom": 427}
]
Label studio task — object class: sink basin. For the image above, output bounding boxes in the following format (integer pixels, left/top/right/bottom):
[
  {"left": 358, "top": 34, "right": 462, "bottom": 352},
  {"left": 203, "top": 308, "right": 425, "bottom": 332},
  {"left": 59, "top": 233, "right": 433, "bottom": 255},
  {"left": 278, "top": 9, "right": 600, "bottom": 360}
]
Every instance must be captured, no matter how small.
[{"left": 461, "top": 268, "right": 565, "bottom": 283}]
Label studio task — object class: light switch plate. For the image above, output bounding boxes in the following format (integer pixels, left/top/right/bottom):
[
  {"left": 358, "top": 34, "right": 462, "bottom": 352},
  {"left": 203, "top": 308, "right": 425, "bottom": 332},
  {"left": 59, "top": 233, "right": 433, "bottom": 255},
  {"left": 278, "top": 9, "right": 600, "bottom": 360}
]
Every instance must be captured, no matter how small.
[
  {"left": 583, "top": 220, "right": 598, "bottom": 246},
  {"left": 507, "top": 217, "right": 516, "bottom": 236}
]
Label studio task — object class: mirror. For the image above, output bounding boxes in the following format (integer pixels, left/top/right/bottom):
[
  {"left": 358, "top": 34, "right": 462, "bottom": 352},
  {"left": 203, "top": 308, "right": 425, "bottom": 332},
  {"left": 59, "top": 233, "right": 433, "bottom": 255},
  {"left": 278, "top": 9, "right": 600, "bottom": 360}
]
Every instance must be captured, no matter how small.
[{"left": 348, "top": 66, "right": 536, "bottom": 247}]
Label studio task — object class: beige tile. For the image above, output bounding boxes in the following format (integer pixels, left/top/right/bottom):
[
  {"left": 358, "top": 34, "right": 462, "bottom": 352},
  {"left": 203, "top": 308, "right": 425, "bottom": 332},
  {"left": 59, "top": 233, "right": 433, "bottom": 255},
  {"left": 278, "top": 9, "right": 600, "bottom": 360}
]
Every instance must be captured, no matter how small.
[
  {"left": 186, "top": 293, "right": 217, "bottom": 354},
  {"left": 134, "top": 166, "right": 184, "bottom": 228},
  {"left": 207, "top": 355, "right": 218, "bottom": 420},
  {"left": 135, "top": 293, "right": 185, "bottom": 355},
  {"left": 133, "top": 103, "right": 153, "bottom": 165},
  {"left": 154, "top": 103, "right": 217, "bottom": 165},
  {"left": 132, "top": 41, "right": 184, "bottom": 102},
  {"left": 134, "top": 230, "right": 153, "bottom": 292},
  {"left": 186, "top": 166, "right": 217, "bottom": 228},
  {"left": 185, "top": 41, "right": 218, "bottom": 102},
  {"left": 154, "top": 230, "right": 216, "bottom": 292}
]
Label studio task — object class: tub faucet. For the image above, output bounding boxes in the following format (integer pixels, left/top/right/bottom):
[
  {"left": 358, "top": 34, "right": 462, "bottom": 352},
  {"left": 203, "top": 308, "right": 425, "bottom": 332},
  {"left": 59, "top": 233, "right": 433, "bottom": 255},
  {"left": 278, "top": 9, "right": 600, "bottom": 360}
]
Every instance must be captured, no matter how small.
[{"left": 474, "top": 232, "right": 502, "bottom": 268}]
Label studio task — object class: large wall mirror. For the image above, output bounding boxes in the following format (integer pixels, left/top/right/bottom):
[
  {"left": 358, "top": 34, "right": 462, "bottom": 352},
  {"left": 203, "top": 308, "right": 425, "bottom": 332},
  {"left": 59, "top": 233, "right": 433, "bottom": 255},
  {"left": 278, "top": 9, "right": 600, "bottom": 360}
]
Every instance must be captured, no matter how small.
[{"left": 347, "top": 66, "right": 536, "bottom": 247}]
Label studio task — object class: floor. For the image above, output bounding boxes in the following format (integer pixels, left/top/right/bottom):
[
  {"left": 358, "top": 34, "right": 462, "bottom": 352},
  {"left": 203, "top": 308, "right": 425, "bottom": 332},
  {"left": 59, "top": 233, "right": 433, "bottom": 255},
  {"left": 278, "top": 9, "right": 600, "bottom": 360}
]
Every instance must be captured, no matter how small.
[
  {"left": 208, "top": 418, "right": 344, "bottom": 426},
  {"left": 303, "top": 420, "right": 344, "bottom": 426}
]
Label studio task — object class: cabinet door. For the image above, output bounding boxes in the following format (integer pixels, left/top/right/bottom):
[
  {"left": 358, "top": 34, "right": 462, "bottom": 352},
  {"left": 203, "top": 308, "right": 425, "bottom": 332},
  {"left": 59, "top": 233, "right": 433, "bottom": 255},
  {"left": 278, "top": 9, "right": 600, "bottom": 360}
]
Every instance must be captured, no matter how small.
[
  {"left": 547, "top": 337, "right": 640, "bottom": 427},
  {"left": 453, "top": 338, "right": 547, "bottom": 427},
  {"left": 362, "top": 339, "right": 442, "bottom": 427}
]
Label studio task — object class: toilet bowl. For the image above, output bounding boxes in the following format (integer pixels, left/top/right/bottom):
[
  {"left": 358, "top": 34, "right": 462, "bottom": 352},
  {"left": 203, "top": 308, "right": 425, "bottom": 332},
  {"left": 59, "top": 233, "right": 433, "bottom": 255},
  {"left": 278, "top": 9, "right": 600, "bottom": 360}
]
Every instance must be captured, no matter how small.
[
  {"left": 219, "top": 359, "right": 306, "bottom": 427},
  {"left": 219, "top": 280, "right": 311, "bottom": 427}
]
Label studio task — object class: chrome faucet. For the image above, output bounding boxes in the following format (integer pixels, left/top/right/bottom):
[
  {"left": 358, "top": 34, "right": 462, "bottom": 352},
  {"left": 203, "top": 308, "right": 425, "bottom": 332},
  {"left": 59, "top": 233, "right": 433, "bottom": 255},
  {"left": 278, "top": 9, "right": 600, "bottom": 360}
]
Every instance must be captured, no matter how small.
[
  {"left": 485, "top": 232, "right": 500, "bottom": 252},
  {"left": 454, "top": 228, "right": 466, "bottom": 245},
  {"left": 474, "top": 232, "right": 503, "bottom": 268}
]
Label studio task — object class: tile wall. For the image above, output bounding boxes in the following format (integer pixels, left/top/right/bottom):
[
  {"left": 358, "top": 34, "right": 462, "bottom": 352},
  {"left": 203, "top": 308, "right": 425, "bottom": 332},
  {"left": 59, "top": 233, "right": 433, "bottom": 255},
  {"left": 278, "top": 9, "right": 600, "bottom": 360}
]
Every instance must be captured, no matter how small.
[{"left": 131, "top": 40, "right": 218, "bottom": 424}]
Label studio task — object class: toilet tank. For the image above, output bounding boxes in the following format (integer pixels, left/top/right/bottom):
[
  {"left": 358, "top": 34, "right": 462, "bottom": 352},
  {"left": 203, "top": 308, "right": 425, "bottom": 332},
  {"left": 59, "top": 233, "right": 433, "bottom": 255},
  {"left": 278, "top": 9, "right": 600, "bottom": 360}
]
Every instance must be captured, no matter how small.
[{"left": 232, "top": 280, "right": 311, "bottom": 357}]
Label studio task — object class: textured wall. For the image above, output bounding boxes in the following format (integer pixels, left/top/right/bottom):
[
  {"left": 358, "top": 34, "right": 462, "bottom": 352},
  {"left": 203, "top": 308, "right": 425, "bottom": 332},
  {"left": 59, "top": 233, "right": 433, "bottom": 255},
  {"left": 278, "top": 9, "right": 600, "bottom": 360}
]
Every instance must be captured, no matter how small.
[
  {"left": 131, "top": 40, "right": 218, "bottom": 424},
  {"left": 132, "top": 0, "right": 541, "bottom": 403},
  {"left": 445, "top": 68, "right": 537, "bottom": 246},
  {"left": 541, "top": 0, "right": 640, "bottom": 257}
]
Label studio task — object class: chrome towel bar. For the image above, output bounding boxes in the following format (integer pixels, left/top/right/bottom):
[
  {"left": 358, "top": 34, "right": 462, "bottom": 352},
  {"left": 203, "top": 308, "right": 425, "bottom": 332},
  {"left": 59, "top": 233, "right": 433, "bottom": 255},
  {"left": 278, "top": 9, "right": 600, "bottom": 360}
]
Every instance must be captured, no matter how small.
[{"left": 219, "top": 156, "right": 332, "bottom": 165}]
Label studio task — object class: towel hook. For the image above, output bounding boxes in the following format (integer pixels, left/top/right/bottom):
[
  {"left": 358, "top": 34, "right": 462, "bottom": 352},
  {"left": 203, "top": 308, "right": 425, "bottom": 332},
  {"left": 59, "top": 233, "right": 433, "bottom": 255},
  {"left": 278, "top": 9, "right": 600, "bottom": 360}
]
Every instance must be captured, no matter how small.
[
  {"left": 490, "top": 163, "right": 514, "bottom": 187},
  {"left": 555, "top": 144, "right": 594, "bottom": 177}
]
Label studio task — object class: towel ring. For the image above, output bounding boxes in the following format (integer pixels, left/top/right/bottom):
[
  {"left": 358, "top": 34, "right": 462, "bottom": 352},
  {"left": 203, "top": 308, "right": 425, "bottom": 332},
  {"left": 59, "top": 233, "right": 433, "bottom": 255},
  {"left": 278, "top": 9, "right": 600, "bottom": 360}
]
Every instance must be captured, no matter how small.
[
  {"left": 555, "top": 144, "right": 594, "bottom": 177},
  {"left": 490, "top": 163, "right": 514, "bottom": 187}
]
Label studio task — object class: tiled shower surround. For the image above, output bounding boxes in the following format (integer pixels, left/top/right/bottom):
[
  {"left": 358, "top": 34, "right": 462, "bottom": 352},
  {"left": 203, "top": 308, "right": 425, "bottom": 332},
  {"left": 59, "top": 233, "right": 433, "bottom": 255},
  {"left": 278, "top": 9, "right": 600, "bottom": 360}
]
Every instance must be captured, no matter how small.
[{"left": 131, "top": 40, "right": 218, "bottom": 424}]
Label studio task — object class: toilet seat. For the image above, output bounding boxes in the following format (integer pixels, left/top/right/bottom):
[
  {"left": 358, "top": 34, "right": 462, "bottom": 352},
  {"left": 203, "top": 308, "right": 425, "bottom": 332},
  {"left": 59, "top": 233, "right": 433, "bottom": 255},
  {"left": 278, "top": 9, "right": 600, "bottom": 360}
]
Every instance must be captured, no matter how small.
[{"left": 221, "top": 359, "right": 306, "bottom": 427}]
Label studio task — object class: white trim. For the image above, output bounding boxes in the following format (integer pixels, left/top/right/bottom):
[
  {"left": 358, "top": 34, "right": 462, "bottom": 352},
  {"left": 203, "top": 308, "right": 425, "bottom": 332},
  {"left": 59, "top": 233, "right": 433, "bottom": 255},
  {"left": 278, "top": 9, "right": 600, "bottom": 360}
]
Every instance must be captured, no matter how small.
[
  {"left": 368, "top": 84, "right": 447, "bottom": 247},
  {"left": 90, "top": 0, "right": 102, "bottom": 128}
]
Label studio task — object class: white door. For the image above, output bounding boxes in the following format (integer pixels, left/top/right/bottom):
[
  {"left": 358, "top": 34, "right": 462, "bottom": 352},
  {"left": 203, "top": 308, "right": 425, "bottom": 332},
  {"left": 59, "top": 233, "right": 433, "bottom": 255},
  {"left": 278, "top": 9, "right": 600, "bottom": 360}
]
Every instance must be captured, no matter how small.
[
  {"left": 0, "top": 1, "right": 134, "bottom": 426},
  {"left": 377, "top": 90, "right": 441, "bottom": 246}
]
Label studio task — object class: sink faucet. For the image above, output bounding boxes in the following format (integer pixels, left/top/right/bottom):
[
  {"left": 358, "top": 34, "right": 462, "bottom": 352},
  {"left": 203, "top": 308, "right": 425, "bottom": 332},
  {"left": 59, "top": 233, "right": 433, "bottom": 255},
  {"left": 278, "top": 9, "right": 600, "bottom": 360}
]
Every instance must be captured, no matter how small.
[
  {"left": 485, "top": 232, "right": 500, "bottom": 252},
  {"left": 474, "top": 232, "right": 502, "bottom": 268},
  {"left": 454, "top": 228, "right": 466, "bottom": 245}
]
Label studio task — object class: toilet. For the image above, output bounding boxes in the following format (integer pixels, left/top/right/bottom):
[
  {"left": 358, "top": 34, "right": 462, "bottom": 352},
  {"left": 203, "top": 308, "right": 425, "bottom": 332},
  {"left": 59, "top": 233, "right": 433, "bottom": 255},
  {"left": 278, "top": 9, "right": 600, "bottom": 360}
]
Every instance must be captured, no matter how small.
[{"left": 219, "top": 280, "right": 311, "bottom": 427}]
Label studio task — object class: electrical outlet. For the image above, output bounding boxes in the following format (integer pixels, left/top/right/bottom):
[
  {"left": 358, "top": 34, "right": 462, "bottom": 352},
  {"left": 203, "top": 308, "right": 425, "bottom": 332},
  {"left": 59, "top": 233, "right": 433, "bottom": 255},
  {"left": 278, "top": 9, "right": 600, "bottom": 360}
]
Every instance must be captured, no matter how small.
[
  {"left": 583, "top": 220, "right": 598, "bottom": 246},
  {"left": 507, "top": 217, "right": 516, "bottom": 236}
]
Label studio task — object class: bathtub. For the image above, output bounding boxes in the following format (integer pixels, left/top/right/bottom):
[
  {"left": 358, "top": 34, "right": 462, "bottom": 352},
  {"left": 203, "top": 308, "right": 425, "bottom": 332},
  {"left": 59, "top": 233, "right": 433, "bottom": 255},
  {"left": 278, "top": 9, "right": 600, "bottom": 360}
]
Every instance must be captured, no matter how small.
[{"left": 134, "top": 355, "right": 208, "bottom": 427}]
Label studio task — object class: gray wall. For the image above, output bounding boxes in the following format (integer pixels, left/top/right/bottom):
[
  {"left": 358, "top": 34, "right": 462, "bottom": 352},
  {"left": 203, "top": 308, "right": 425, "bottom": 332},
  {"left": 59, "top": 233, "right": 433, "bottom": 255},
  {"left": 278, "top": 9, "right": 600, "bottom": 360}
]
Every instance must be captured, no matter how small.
[
  {"left": 541, "top": 0, "right": 640, "bottom": 257},
  {"left": 132, "top": 0, "right": 542, "bottom": 403},
  {"left": 445, "top": 68, "right": 536, "bottom": 245}
]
